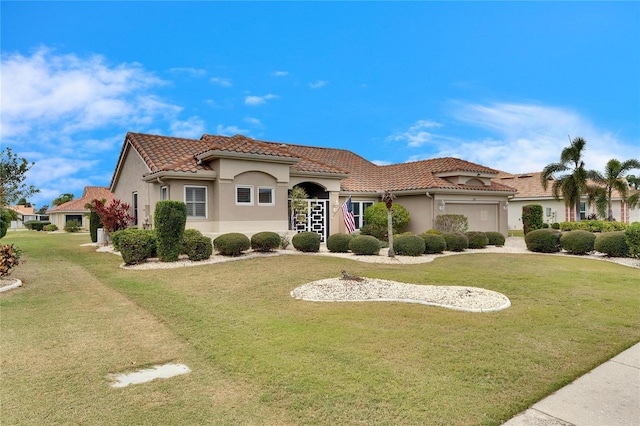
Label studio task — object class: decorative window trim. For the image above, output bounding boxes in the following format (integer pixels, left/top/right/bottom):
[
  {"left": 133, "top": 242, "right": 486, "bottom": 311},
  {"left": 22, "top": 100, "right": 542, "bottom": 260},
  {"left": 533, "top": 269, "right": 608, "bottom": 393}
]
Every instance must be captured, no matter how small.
[
  {"left": 257, "top": 186, "right": 275, "bottom": 206},
  {"left": 236, "top": 185, "right": 254, "bottom": 205},
  {"left": 184, "top": 186, "right": 207, "bottom": 219}
]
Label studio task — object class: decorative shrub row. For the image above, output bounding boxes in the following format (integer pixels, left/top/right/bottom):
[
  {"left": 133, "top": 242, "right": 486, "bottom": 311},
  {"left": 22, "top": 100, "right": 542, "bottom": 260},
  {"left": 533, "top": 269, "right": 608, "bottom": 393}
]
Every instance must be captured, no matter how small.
[
  {"left": 349, "top": 235, "right": 380, "bottom": 255},
  {"left": 214, "top": 233, "right": 251, "bottom": 256},
  {"left": 419, "top": 233, "right": 446, "bottom": 254},
  {"left": 292, "top": 231, "right": 321, "bottom": 252},
  {"left": 594, "top": 232, "right": 629, "bottom": 258},
  {"left": 465, "top": 231, "right": 488, "bottom": 249},
  {"left": 393, "top": 235, "right": 425, "bottom": 256},
  {"left": 560, "top": 230, "right": 595, "bottom": 255},
  {"left": 485, "top": 231, "right": 505, "bottom": 246},
  {"left": 559, "top": 220, "right": 627, "bottom": 233},
  {"left": 24, "top": 220, "right": 51, "bottom": 231},
  {"left": 525, "top": 229, "right": 561, "bottom": 253},
  {"left": 251, "top": 232, "right": 281, "bottom": 252},
  {"left": 442, "top": 232, "right": 469, "bottom": 252},
  {"left": 327, "top": 233, "right": 353, "bottom": 253},
  {"left": 154, "top": 201, "right": 187, "bottom": 262},
  {"left": 64, "top": 219, "right": 82, "bottom": 233}
]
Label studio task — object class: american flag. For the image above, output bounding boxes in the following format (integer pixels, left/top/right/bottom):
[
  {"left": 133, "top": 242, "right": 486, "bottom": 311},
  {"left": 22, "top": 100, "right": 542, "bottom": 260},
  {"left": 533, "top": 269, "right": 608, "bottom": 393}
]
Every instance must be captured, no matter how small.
[{"left": 341, "top": 197, "right": 356, "bottom": 233}]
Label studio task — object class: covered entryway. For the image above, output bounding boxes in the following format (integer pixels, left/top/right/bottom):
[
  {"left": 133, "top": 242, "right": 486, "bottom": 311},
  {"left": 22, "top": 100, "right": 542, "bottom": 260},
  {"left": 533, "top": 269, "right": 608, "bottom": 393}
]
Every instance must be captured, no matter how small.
[
  {"left": 289, "top": 182, "right": 330, "bottom": 242},
  {"left": 445, "top": 203, "right": 499, "bottom": 232}
]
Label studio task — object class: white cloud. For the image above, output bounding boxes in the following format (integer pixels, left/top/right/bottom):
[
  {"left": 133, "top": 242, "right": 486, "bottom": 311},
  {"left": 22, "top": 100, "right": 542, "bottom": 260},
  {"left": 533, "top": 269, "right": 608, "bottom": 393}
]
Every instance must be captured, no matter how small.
[
  {"left": 216, "top": 124, "right": 249, "bottom": 136},
  {"left": 170, "top": 116, "right": 206, "bottom": 139},
  {"left": 309, "top": 80, "right": 328, "bottom": 89},
  {"left": 244, "top": 94, "right": 278, "bottom": 106},
  {"left": 210, "top": 77, "right": 232, "bottom": 87},
  {"left": 387, "top": 120, "right": 442, "bottom": 147},
  {"left": 169, "top": 67, "right": 206, "bottom": 77},
  {"left": 244, "top": 117, "right": 263, "bottom": 128},
  {"left": 272, "top": 71, "right": 289, "bottom": 77}
]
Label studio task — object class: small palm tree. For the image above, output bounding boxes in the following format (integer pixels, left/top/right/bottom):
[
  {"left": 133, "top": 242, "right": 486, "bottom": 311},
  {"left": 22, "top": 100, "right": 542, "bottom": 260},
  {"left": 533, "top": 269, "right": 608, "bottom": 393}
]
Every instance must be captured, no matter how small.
[
  {"left": 588, "top": 158, "right": 640, "bottom": 221},
  {"left": 382, "top": 190, "right": 396, "bottom": 257},
  {"left": 541, "top": 137, "right": 589, "bottom": 222}
]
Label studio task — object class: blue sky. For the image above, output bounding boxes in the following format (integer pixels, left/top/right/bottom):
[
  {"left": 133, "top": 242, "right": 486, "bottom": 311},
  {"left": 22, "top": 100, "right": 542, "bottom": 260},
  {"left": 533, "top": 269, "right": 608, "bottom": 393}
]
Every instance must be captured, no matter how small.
[{"left": 2, "top": 1, "right": 639, "bottom": 208}]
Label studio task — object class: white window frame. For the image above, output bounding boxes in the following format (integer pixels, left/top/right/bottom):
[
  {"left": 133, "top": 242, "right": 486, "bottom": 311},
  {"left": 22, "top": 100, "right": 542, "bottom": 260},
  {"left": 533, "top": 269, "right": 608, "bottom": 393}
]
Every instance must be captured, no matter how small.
[
  {"left": 580, "top": 201, "right": 587, "bottom": 220},
  {"left": 352, "top": 200, "right": 374, "bottom": 229},
  {"left": 161, "top": 186, "right": 168, "bottom": 200},
  {"left": 257, "top": 186, "right": 275, "bottom": 206},
  {"left": 236, "top": 185, "right": 254, "bottom": 205},
  {"left": 184, "top": 186, "right": 207, "bottom": 219}
]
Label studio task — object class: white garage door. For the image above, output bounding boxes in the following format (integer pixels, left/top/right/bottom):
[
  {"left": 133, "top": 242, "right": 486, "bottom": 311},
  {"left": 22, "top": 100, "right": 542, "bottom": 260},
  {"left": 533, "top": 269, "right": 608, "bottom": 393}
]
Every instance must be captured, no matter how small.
[{"left": 445, "top": 203, "right": 498, "bottom": 232}]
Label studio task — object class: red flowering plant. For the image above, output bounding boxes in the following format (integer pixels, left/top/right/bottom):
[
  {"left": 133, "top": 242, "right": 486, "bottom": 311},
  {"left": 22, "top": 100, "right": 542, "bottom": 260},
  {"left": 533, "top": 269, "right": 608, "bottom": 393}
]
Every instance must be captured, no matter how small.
[{"left": 86, "top": 198, "right": 134, "bottom": 243}]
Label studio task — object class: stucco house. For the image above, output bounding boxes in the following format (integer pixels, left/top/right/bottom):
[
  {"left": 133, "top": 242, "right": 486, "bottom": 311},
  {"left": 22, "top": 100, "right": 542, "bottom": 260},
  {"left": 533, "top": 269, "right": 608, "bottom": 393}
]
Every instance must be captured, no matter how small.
[
  {"left": 110, "top": 132, "right": 517, "bottom": 241},
  {"left": 495, "top": 171, "right": 640, "bottom": 230},
  {"left": 47, "top": 186, "right": 114, "bottom": 230},
  {"left": 7, "top": 204, "right": 49, "bottom": 229}
]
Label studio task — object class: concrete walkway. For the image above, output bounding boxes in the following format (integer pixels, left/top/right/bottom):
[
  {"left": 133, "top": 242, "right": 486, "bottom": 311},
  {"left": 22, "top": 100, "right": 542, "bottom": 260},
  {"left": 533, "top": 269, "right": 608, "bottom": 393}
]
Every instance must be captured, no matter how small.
[{"left": 502, "top": 342, "right": 640, "bottom": 426}]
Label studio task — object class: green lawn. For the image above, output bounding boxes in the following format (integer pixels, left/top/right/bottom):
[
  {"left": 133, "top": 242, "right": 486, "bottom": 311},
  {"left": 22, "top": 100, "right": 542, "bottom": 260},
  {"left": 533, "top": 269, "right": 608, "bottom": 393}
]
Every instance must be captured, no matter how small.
[{"left": 1, "top": 231, "right": 639, "bottom": 425}]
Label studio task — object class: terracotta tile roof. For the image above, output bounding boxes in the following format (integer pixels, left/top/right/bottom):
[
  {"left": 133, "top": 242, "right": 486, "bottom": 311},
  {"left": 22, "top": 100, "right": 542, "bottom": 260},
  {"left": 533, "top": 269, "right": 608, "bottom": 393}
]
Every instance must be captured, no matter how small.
[
  {"left": 8, "top": 205, "right": 35, "bottom": 216},
  {"left": 496, "top": 171, "right": 630, "bottom": 199},
  {"left": 118, "top": 132, "right": 517, "bottom": 194},
  {"left": 48, "top": 186, "right": 114, "bottom": 213}
]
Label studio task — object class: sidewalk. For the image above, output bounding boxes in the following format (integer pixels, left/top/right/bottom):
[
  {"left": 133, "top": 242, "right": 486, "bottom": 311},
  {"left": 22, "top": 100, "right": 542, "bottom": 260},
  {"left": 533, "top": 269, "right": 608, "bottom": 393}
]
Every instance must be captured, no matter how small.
[{"left": 502, "top": 342, "right": 640, "bottom": 426}]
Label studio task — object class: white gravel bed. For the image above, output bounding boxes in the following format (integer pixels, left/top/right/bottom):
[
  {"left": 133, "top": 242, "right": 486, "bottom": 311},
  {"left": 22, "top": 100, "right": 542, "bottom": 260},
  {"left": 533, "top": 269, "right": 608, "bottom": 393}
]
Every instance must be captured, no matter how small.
[{"left": 291, "top": 277, "right": 511, "bottom": 312}]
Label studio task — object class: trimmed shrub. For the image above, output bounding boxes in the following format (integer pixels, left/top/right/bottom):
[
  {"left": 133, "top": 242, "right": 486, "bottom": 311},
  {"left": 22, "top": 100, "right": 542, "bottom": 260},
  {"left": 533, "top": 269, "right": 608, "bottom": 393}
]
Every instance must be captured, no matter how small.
[
  {"left": 594, "top": 232, "right": 630, "bottom": 258},
  {"left": 434, "top": 215, "right": 468, "bottom": 233},
  {"left": 89, "top": 211, "right": 101, "bottom": 243},
  {"left": 118, "top": 229, "right": 156, "bottom": 265},
  {"left": 349, "top": 235, "right": 380, "bottom": 255},
  {"left": 185, "top": 235, "right": 213, "bottom": 261},
  {"left": 551, "top": 222, "right": 560, "bottom": 230},
  {"left": 393, "top": 235, "right": 425, "bottom": 256},
  {"left": 625, "top": 222, "right": 640, "bottom": 259},
  {"left": 44, "top": 224, "right": 58, "bottom": 232},
  {"left": 423, "top": 229, "right": 443, "bottom": 235},
  {"left": 525, "top": 229, "right": 561, "bottom": 253},
  {"left": 24, "top": 220, "right": 49, "bottom": 231},
  {"left": 291, "top": 231, "right": 321, "bottom": 253},
  {"left": 442, "top": 232, "right": 469, "bottom": 252},
  {"left": 486, "top": 231, "right": 505, "bottom": 246},
  {"left": 360, "top": 202, "right": 410, "bottom": 241},
  {"left": 181, "top": 229, "right": 203, "bottom": 254},
  {"left": 251, "top": 231, "right": 281, "bottom": 252},
  {"left": 0, "top": 209, "right": 12, "bottom": 239},
  {"left": 419, "top": 233, "right": 446, "bottom": 254},
  {"left": 154, "top": 201, "right": 187, "bottom": 262},
  {"left": 560, "top": 220, "right": 627, "bottom": 233},
  {"left": 326, "top": 233, "right": 354, "bottom": 253},
  {"left": 465, "top": 231, "right": 488, "bottom": 249},
  {"left": 64, "top": 219, "right": 82, "bottom": 233},
  {"left": 541, "top": 223, "right": 550, "bottom": 228},
  {"left": 214, "top": 233, "right": 251, "bottom": 256},
  {"left": 522, "top": 204, "right": 544, "bottom": 234},
  {"left": 560, "top": 230, "right": 596, "bottom": 255},
  {"left": 0, "top": 244, "right": 21, "bottom": 276}
]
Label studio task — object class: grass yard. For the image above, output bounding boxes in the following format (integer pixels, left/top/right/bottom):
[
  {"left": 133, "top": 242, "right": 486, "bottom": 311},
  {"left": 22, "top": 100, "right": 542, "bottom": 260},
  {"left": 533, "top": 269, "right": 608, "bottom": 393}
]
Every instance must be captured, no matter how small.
[{"left": 1, "top": 231, "right": 639, "bottom": 425}]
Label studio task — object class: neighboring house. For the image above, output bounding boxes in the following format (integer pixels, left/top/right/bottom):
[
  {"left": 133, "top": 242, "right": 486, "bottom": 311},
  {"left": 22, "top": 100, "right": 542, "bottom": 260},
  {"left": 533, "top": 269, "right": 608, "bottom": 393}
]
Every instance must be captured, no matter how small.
[
  {"left": 47, "top": 186, "right": 114, "bottom": 230},
  {"left": 495, "top": 172, "right": 640, "bottom": 230},
  {"left": 110, "top": 132, "right": 517, "bottom": 241},
  {"left": 7, "top": 205, "right": 49, "bottom": 229}
]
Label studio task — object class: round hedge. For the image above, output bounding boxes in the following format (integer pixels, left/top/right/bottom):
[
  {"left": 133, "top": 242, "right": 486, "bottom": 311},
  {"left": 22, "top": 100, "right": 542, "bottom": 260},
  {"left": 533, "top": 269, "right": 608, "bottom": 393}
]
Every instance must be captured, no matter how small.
[
  {"left": 118, "top": 229, "right": 156, "bottom": 265},
  {"left": 181, "top": 229, "right": 203, "bottom": 254},
  {"left": 465, "top": 231, "right": 488, "bottom": 249},
  {"left": 185, "top": 235, "right": 213, "bottom": 261},
  {"left": 594, "top": 231, "right": 629, "bottom": 258},
  {"left": 442, "top": 232, "right": 468, "bottom": 252},
  {"left": 525, "top": 229, "right": 561, "bottom": 253},
  {"left": 292, "top": 231, "right": 321, "bottom": 252},
  {"left": 485, "top": 231, "right": 505, "bottom": 246},
  {"left": 326, "top": 233, "right": 354, "bottom": 253},
  {"left": 251, "top": 231, "right": 281, "bottom": 252},
  {"left": 349, "top": 235, "right": 380, "bottom": 255},
  {"left": 214, "top": 233, "right": 251, "bottom": 256},
  {"left": 393, "top": 235, "right": 425, "bottom": 256},
  {"left": 560, "top": 230, "right": 595, "bottom": 255},
  {"left": 419, "top": 233, "right": 446, "bottom": 254}
]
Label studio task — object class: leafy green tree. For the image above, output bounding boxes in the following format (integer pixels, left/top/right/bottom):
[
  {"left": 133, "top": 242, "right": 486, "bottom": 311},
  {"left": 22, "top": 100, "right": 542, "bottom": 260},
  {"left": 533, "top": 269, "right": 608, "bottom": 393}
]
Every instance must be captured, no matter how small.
[
  {"left": 52, "top": 193, "right": 75, "bottom": 207},
  {"left": 541, "top": 137, "right": 589, "bottom": 222},
  {"left": 16, "top": 197, "right": 32, "bottom": 207},
  {"left": 588, "top": 158, "right": 640, "bottom": 221},
  {"left": 0, "top": 147, "right": 39, "bottom": 207}
]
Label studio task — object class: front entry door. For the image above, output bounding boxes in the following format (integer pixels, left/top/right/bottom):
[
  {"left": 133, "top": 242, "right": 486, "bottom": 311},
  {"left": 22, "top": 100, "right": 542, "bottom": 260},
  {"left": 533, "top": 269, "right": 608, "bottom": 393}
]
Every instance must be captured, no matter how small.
[{"left": 293, "top": 199, "right": 329, "bottom": 242}]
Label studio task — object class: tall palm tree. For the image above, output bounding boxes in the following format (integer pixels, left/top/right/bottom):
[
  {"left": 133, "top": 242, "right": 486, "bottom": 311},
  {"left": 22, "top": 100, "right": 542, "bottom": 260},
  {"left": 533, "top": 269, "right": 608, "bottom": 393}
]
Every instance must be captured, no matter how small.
[
  {"left": 588, "top": 158, "right": 640, "bottom": 220},
  {"left": 541, "top": 137, "right": 589, "bottom": 222}
]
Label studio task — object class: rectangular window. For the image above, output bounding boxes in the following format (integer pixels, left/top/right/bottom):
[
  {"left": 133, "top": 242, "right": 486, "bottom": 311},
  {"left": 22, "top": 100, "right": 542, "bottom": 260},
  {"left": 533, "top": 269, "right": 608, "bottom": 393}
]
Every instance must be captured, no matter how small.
[
  {"left": 353, "top": 201, "right": 374, "bottom": 229},
  {"left": 580, "top": 202, "right": 587, "bottom": 220},
  {"left": 258, "top": 187, "right": 274, "bottom": 205},
  {"left": 132, "top": 192, "right": 138, "bottom": 226},
  {"left": 236, "top": 185, "right": 253, "bottom": 205},
  {"left": 185, "top": 186, "right": 207, "bottom": 218},
  {"left": 161, "top": 186, "right": 168, "bottom": 200}
]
